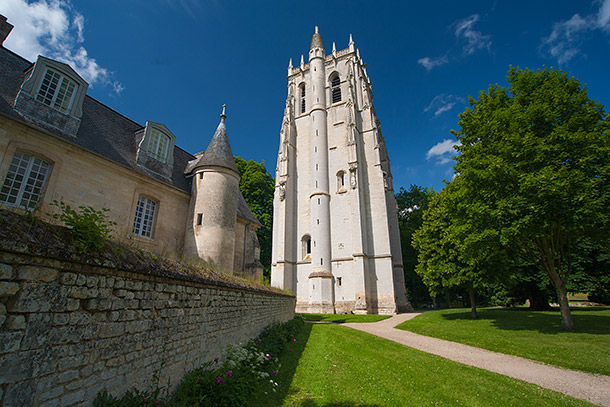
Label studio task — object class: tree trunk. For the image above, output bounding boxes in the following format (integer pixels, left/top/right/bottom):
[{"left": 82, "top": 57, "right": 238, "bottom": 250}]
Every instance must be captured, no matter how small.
[
  {"left": 528, "top": 285, "right": 552, "bottom": 311},
  {"left": 555, "top": 285, "right": 574, "bottom": 331},
  {"left": 469, "top": 284, "right": 478, "bottom": 319},
  {"left": 445, "top": 291, "right": 451, "bottom": 309}
]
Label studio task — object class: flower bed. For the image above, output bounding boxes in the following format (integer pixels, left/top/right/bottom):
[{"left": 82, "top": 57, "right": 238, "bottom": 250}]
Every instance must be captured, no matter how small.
[{"left": 94, "top": 316, "right": 304, "bottom": 406}]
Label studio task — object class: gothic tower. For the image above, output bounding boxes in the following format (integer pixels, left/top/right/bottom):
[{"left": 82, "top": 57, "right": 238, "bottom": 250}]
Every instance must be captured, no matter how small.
[{"left": 271, "top": 28, "right": 413, "bottom": 314}]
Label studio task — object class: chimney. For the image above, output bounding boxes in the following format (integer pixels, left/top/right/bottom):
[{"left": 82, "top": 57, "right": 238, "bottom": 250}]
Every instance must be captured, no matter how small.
[{"left": 0, "top": 15, "right": 14, "bottom": 46}]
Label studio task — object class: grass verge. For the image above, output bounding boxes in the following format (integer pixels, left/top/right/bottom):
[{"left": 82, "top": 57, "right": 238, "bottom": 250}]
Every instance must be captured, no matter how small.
[
  {"left": 299, "top": 313, "right": 391, "bottom": 323},
  {"left": 396, "top": 307, "right": 610, "bottom": 376},
  {"left": 253, "top": 323, "right": 595, "bottom": 407}
]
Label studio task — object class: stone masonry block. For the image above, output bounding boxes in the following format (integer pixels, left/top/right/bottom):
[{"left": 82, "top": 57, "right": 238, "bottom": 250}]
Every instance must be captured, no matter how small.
[
  {"left": 4, "top": 314, "right": 26, "bottom": 330},
  {"left": 0, "top": 263, "right": 13, "bottom": 279},
  {"left": 17, "top": 266, "right": 58, "bottom": 282},
  {"left": 0, "top": 281, "right": 19, "bottom": 297},
  {"left": 60, "top": 272, "right": 77, "bottom": 285}
]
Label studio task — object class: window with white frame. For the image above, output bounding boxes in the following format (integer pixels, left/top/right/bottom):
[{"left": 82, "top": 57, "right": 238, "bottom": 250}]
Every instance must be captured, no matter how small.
[
  {"left": 132, "top": 196, "right": 157, "bottom": 238},
  {"left": 148, "top": 129, "right": 171, "bottom": 163},
  {"left": 0, "top": 152, "right": 52, "bottom": 209},
  {"left": 36, "top": 68, "right": 78, "bottom": 114}
]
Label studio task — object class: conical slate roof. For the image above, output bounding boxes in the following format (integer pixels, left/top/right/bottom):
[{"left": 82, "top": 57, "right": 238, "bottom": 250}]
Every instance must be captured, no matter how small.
[
  {"left": 185, "top": 106, "right": 239, "bottom": 174},
  {"left": 310, "top": 26, "right": 324, "bottom": 50}
]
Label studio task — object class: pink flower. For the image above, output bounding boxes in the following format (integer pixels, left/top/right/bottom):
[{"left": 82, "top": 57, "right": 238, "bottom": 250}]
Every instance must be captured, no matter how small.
[
  {"left": 214, "top": 357, "right": 219, "bottom": 364},
  {"left": 266, "top": 354, "right": 271, "bottom": 359},
  {"left": 289, "top": 349, "right": 293, "bottom": 352},
  {"left": 281, "top": 336, "right": 284, "bottom": 341},
  {"left": 272, "top": 371, "right": 277, "bottom": 376},
  {"left": 215, "top": 376, "right": 222, "bottom": 383},
  {"left": 257, "top": 339, "right": 262, "bottom": 343},
  {"left": 293, "top": 339, "right": 297, "bottom": 342},
  {"left": 226, "top": 370, "right": 233, "bottom": 377}
]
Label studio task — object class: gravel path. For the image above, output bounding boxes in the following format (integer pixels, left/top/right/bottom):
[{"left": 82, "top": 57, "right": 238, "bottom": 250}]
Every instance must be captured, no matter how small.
[{"left": 343, "top": 313, "right": 610, "bottom": 407}]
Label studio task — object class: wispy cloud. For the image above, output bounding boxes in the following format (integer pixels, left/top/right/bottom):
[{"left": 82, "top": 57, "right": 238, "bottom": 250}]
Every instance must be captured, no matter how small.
[
  {"left": 454, "top": 14, "right": 492, "bottom": 55},
  {"left": 424, "top": 94, "right": 465, "bottom": 117},
  {"left": 0, "top": 0, "right": 123, "bottom": 94},
  {"left": 542, "top": 0, "right": 610, "bottom": 65},
  {"left": 417, "top": 55, "right": 449, "bottom": 71},
  {"left": 426, "top": 139, "right": 461, "bottom": 165},
  {"left": 418, "top": 14, "right": 491, "bottom": 71}
]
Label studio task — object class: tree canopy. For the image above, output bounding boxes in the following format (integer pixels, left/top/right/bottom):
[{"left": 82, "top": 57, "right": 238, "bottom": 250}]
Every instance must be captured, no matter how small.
[
  {"left": 234, "top": 157, "right": 275, "bottom": 279},
  {"left": 448, "top": 66, "right": 610, "bottom": 330}
]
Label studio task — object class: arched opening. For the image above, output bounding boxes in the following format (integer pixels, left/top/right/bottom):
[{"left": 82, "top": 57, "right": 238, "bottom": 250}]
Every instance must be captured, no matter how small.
[
  {"left": 299, "top": 83, "right": 306, "bottom": 114},
  {"left": 330, "top": 73, "right": 341, "bottom": 103},
  {"left": 302, "top": 235, "right": 311, "bottom": 259},
  {"left": 337, "top": 170, "right": 346, "bottom": 191}
]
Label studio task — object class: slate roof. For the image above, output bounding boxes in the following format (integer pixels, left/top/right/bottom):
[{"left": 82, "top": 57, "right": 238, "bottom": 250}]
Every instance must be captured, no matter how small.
[
  {"left": 0, "top": 45, "right": 261, "bottom": 226},
  {"left": 184, "top": 117, "right": 239, "bottom": 174}
]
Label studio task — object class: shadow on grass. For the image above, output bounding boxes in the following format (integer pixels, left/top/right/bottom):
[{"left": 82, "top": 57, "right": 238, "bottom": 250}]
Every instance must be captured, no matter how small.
[{"left": 440, "top": 307, "right": 610, "bottom": 335}]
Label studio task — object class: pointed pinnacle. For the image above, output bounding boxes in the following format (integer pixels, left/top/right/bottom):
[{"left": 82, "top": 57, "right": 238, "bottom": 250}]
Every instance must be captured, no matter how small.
[
  {"left": 288, "top": 58, "right": 293, "bottom": 69},
  {"left": 220, "top": 104, "right": 226, "bottom": 122}
]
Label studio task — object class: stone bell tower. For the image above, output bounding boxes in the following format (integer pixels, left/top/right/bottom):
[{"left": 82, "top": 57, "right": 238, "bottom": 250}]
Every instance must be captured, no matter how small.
[{"left": 271, "top": 28, "right": 413, "bottom": 314}]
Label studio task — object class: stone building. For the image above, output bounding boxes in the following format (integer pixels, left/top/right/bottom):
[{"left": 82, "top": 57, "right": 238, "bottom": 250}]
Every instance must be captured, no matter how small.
[
  {"left": 0, "top": 16, "right": 262, "bottom": 277},
  {"left": 271, "top": 28, "right": 413, "bottom": 314}
]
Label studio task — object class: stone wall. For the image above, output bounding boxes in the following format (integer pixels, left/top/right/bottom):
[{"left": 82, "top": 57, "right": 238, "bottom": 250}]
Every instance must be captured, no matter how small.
[{"left": 0, "top": 251, "right": 295, "bottom": 407}]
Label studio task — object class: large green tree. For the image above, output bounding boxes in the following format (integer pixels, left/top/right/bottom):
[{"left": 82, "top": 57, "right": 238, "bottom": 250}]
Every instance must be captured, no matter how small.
[
  {"left": 452, "top": 66, "right": 610, "bottom": 330},
  {"left": 413, "top": 177, "right": 506, "bottom": 318},
  {"left": 396, "top": 185, "right": 435, "bottom": 307},
  {"left": 234, "top": 157, "right": 275, "bottom": 279}
]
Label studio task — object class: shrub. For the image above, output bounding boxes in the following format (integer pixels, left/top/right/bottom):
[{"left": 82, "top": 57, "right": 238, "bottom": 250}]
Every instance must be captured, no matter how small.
[{"left": 49, "top": 200, "right": 116, "bottom": 253}]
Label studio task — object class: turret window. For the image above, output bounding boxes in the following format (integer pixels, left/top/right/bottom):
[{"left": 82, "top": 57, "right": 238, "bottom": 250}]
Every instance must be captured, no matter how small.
[
  {"left": 37, "top": 68, "right": 78, "bottom": 114},
  {"left": 337, "top": 170, "right": 346, "bottom": 193},
  {"left": 133, "top": 196, "right": 158, "bottom": 238},
  {"left": 331, "top": 74, "right": 341, "bottom": 103},
  {"left": 300, "top": 84, "right": 306, "bottom": 114},
  {"left": 302, "top": 235, "right": 311, "bottom": 259}
]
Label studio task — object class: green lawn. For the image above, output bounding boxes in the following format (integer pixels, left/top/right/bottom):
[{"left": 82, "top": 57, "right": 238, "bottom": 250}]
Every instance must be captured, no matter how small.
[
  {"left": 299, "top": 313, "right": 391, "bottom": 323},
  {"left": 253, "top": 323, "right": 594, "bottom": 407},
  {"left": 396, "top": 307, "right": 610, "bottom": 376}
]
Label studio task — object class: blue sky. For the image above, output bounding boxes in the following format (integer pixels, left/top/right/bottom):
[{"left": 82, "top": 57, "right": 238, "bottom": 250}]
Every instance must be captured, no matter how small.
[{"left": 2, "top": 0, "right": 610, "bottom": 192}]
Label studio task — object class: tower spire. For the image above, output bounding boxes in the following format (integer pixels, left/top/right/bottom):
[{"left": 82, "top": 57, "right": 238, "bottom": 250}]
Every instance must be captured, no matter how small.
[
  {"left": 310, "top": 26, "right": 324, "bottom": 51},
  {"left": 220, "top": 104, "right": 226, "bottom": 122},
  {"left": 349, "top": 33, "right": 355, "bottom": 52}
]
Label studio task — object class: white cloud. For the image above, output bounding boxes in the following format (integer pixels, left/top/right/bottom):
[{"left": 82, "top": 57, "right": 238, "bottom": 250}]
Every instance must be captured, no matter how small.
[
  {"left": 0, "top": 0, "right": 123, "bottom": 94},
  {"left": 454, "top": 14, "right": 492, "bottom": 55},
  {"left": 424, "top": 94, "right": 465, "bottom": 117},
  {"left": 426, "top": 139, "right": 461, "bottom": 165},
  {"left": 417, "top": 55, "right": 448, "bottom": 71},
  {"left": 542, "top": 0, "right": 610, "bottom": 65}
]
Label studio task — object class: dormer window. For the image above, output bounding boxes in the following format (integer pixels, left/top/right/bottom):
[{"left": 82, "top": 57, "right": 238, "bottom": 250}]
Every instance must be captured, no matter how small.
[
  {"left": 36, "top": 68, "right": 78, "bottom": 114},
  {"left": 149, "top": 128, "right": 170, "bottom": 163},
  {"left": 13, "top": 56, "right": 88, "bottom": 137},
  {"left": 135, "top": 121, "right": 176, "bottom": 178}
]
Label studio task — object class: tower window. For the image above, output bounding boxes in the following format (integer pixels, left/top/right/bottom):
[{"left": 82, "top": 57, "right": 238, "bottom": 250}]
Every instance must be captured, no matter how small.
[
  {"left": 337, "top": 170, "right": 346, "bottom": 191},
  {"left": 300, "top": 84, "right": 306, "bottom": 114},
  {"left": 133, "top": 196, "right": 158, "bottom": 238},
  {"left": 36, "top": 68, "right": 78, "bottom": 114},
  {"left": 196, "top": 213, "right": 203, "bottom": 225},
  {"left": 331, "top": 74, "right": 341, "bottom": 103},
  {"left": 302, "top": 235, "right": 311, "bottom": 259},
  {"left": 0, "top": 152, "right": 51, "bottom": 210},
  {"left": 337, "top": 277, "right": 342, "bottom": 287}
]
